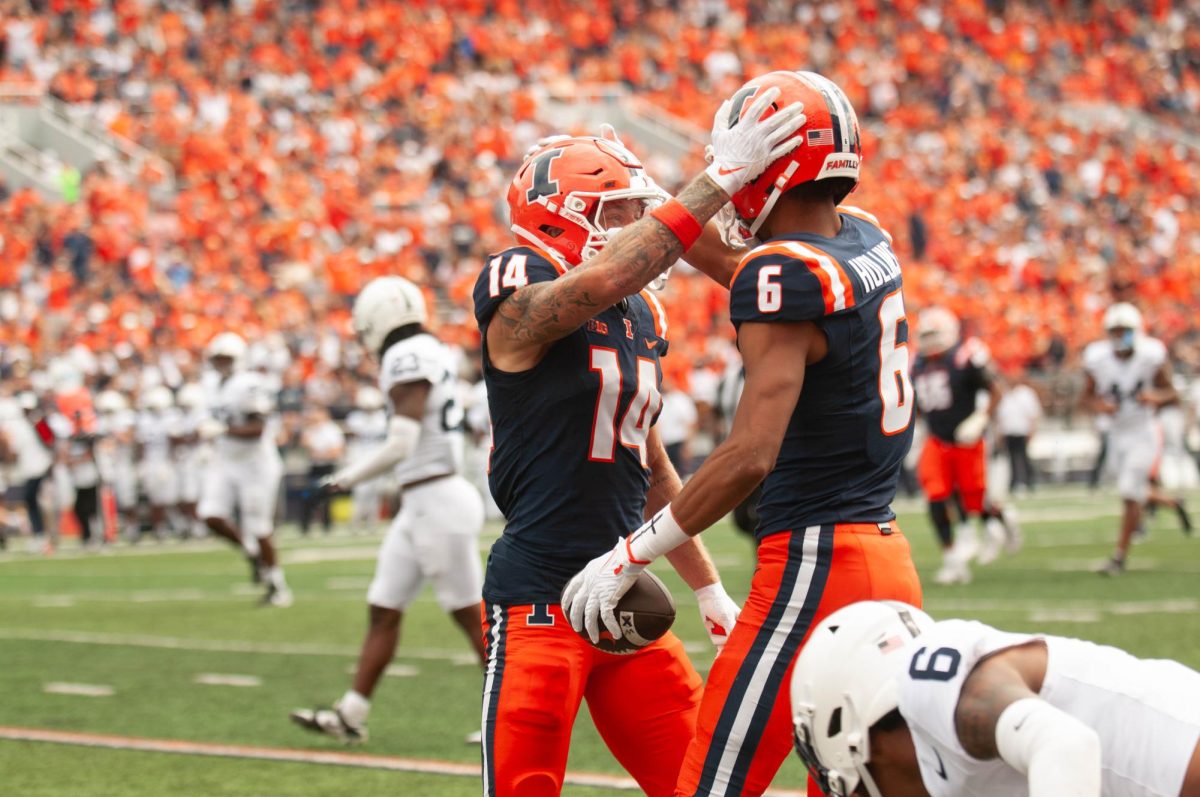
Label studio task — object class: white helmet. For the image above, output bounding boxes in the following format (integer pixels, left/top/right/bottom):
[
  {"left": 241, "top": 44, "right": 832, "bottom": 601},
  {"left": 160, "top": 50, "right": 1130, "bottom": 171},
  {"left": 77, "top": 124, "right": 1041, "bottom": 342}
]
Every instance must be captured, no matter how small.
[
  {"left": 142, "top": 385, "right": 174, "bottom": 411},
  {"left": 791, "top": 601, "right": 935, "bottom": 797},
  {"left": 95, "top": 390, "right": 129, "bottom": 414},
  {"left": 177, "top": 382, "right": 207, "bottom": 411},
  {"left": 1103, "top": 302, "right": 1143, "bottom": 333},
  {"left": 355, "top": 386, "right": 386, "bottom": 411},
  {"left": 917, "top": 307, "right": 960, "bottom": 357},
  {"left": 352, "top": 277, "right": 427, "bottom": 355},
  {"left": 207, "top": 332, "right": 248, "bottom": 365}
]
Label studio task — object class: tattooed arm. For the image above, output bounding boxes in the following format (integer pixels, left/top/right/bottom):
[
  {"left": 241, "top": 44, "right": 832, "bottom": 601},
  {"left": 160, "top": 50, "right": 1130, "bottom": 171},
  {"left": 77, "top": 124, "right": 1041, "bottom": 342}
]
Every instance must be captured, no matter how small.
[
  {"left": 487, "top": 174, "right": 730, "bottom": 372},
  {"left": 953, "top": 641, "right": 1047, "bottom": 758}
]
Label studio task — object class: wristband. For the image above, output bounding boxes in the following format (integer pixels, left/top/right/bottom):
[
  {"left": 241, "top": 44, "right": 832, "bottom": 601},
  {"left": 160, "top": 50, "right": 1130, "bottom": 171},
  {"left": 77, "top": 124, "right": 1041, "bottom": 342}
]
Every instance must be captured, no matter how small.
[
  {"left": 649, "top": 199, "right": 704, "bottom": 251},
  {"left": 626, "top": 505, "right": 692, "bottom": 565}
]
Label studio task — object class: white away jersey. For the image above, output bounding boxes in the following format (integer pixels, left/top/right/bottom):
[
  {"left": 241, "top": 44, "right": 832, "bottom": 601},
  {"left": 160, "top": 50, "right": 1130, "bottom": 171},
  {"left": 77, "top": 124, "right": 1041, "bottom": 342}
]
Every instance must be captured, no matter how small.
[
  {"left": 1082, "top": 337, "right": 1167, "bottom": 434},
  {"left": 210, "top": 371, "right": 277, "bottom": 459},
  {"left": 378, "top": 333, "right": 464, "bottom": 485},
  {"left": 897, "top": 619, "right": 1200, "bottom": 797},
  {"left": 137, "top": 409, "right": 182, "bottom": 462}
]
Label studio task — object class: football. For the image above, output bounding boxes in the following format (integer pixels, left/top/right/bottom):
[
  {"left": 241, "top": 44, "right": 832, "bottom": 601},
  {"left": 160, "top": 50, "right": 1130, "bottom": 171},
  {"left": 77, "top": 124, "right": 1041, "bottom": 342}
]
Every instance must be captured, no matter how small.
[{"left": 572, "top": 570, "right": 677, "bottom": 655}]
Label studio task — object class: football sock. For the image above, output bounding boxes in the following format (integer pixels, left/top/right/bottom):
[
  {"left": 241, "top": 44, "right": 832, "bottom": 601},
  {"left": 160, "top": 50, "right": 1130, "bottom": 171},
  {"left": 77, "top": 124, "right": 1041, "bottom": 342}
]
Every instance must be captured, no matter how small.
[
  {"left": 338, "top": 690, "right": 370, "bottom": 727},
  {"left": 267, "top": 566, "right": 287, "bottom": 590},
  {"left": 929, "top": 500, "right": 953, "bottom": 548}
]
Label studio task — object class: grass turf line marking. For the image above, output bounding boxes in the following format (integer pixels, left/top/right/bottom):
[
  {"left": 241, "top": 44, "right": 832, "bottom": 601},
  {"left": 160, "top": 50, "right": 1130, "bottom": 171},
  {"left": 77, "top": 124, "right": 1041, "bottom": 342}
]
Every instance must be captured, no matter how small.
[
  {"left": 344, "top": 663, "right": 419, "bottom": 677},
  {"left": 42, "top": 683, "right": 114, "bottom": 697},
  {"left": 0, "top": 727, "right": 806, "bottom": 795},
  {"left": 194, "top": 674, "right": 263, "bottom": 687}
]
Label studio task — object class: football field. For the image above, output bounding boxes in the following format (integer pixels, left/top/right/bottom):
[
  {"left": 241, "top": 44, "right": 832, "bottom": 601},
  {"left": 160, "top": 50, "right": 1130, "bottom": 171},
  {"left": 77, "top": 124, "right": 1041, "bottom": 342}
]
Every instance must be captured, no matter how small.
[{"left": 1, "top": 486, "right": 1198, "bottom": 796}]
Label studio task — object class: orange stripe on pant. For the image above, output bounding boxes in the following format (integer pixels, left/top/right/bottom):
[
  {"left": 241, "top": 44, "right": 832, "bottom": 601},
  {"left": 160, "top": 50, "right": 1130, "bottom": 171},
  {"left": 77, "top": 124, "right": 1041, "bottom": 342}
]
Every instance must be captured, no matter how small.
[
  {"left": 916, "top": 437, "right": 988, "bottom": 513},
  {"left": 675, "top": 522, "right": 922, "bottom": 797},
  {"left": 481, "top": 602, "right": 702, "bottom": 797}
]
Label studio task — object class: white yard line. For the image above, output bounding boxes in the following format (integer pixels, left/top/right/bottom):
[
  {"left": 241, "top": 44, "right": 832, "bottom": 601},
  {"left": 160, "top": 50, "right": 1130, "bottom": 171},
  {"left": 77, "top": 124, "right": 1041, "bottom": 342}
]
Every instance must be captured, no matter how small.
[
  {"left": 194, "top": 674, "right": 263, "bottom": 687},
  {"left": 0, "top": 726, "right": 806, "bottom": 795},
  {"left": 43, "top": 683, "right": 114, "bottom": 697}
]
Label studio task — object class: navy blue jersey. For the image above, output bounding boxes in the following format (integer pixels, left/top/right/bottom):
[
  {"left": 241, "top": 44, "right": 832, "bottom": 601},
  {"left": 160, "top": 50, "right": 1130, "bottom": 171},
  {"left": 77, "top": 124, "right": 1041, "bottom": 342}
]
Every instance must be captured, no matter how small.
[
  {"left": 473, "top": 246, "right": 669, "bottom": 604},
  {"left": 911, "top": 339, "right": 993, "bottom": 443},
  {"left": 729, "top": 208, "right": 915, "bottom": 540}
]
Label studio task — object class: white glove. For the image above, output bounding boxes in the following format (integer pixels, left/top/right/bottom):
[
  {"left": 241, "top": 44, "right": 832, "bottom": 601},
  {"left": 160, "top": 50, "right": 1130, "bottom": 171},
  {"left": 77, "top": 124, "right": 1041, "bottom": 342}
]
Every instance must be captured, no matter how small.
[
  {"left": 954, "top": 411, "right": 989, "bottom": 445},
  {"left": 694, "top": 582, "right": 741, "bottom": 652},
  {"left": 705, "top": 86, "right": 807, "bottom": 196},
  {"left": 561, "top": 537, "right": 645, "bottom": 644}
]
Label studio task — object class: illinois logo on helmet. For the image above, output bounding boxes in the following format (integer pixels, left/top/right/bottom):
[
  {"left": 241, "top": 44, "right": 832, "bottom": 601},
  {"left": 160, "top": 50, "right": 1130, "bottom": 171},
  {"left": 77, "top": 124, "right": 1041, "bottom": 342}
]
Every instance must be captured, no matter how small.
[
  {"left": 722, "top": 71, "right": 862, "bottom": 237},
  {"left": 507, "top": 137, "right": 668, "bottom": 269}
]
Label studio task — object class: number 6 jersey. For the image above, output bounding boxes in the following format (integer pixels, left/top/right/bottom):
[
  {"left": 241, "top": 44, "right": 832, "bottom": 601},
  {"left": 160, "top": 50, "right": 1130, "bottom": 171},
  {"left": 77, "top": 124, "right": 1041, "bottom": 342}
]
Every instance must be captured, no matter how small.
[
  {"left": 729, "top": 207, "right": 914, "bottom": 540},
  {"left": 473, "top": 245, "right": 669, "bottom": 605}
]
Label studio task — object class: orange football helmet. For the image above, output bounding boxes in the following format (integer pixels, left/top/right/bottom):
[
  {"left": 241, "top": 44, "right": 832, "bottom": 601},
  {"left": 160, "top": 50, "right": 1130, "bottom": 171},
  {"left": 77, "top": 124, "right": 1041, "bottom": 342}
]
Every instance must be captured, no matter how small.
[
  {"left": 507, "top": 136, "right": 666, "bottom": 268},
  {"left": 726, "top": 71, "right": 862, "bottom": 236}
]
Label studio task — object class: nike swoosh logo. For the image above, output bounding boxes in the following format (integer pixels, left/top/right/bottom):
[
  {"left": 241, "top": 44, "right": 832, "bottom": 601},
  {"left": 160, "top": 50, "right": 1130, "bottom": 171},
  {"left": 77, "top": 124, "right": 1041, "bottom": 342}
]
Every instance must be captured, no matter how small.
[
  {"left": 717, "top": 165, "right": 745, "bottom": 176},
  {"left": 933, "top": 749, "right": 947, "bottom": 780},
  {"left": 645, "top": 339, "right": 657, "bottom": 349}
]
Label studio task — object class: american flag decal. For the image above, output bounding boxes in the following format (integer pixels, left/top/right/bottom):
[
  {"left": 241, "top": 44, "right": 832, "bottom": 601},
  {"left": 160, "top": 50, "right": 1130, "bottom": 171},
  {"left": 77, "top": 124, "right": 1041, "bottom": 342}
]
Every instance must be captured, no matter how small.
[
  {"left": 807, "top": 128, "right": 835, "bottom": 147},
  {"left": 877, "top": 634, "right": 905, "bottom": 653}
]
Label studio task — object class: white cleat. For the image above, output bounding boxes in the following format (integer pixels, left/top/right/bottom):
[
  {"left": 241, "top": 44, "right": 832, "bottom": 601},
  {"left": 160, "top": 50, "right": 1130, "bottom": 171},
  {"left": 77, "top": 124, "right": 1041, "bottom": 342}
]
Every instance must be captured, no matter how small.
[
  {"left": 289, "top": 707, "right": 368, "bottom": 743},
  {"left": 934, "top": 557, "right": 972, "bottom": 585},
  {"left": 953, "top": 521, "right": 979, "bottom": 564},
  {"left": 262, "top": 584, "right": 294, "bottom": 608}
]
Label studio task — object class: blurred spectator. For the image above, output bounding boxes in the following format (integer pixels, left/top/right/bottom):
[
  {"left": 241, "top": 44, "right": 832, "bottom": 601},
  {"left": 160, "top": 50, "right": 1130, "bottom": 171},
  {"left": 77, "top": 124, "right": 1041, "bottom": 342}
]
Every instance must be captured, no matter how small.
[
  {"left": 995, "top": 376, "right": 1043, "bottom": 494},
  {"left": 658, "top": 380, "right": 698, "bottom": 476},
  {"left": 299, "top": 405, "right": 344, "bottom": 536}
]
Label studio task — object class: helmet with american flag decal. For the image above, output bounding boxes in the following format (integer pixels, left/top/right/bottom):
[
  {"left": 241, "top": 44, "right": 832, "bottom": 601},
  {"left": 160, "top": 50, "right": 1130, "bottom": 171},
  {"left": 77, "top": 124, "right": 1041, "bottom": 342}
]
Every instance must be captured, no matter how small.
[{"left": 725, "top": 71, "right": 862, "bottom": 237}]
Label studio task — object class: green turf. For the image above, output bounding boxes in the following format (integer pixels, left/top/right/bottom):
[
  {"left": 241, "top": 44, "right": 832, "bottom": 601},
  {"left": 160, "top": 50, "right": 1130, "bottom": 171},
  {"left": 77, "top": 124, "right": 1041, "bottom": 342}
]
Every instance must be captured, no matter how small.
[{"left": 0, "top": 486, "right": 1197, "bottom": 795}]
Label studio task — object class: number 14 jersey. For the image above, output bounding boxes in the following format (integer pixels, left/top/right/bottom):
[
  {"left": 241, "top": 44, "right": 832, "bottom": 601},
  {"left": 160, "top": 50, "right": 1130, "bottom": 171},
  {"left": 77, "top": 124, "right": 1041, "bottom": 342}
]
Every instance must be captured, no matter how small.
[
  {"left": 473, "top": 246, "right": 669, "bottom": 605},
  {"left": 729, "top": 207, "right": 914, "bottom": 540}
]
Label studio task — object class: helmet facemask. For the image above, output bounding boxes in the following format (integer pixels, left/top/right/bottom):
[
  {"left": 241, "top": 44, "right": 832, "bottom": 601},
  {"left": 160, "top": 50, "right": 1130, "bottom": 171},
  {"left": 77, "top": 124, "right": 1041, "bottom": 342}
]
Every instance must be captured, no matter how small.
[{"left": 572, "top": 180, "right": 668, "bottom": 263}]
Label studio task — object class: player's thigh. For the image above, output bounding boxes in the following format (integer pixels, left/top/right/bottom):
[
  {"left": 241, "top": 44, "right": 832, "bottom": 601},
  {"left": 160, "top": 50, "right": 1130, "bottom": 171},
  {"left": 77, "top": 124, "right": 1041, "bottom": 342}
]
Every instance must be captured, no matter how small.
[
  {"left": 950, "top": 441, "right": 988, "bottom": 511},
  {"left": 197, "top": 464, "right": 233, "bottom": 521},
  {"left": 677, "top": 529, "right": 835, "bottom": 797},
  {"left": 1113, "top": 433, "right": 1154, "bottom": 502},
  {"left": 366, "top": 511, "right": 424, "bottom": 610},
  {"left": 917, "top": 439, "right": 952, "bottom": 501},
  {"left": 586, "top": 632, "right": 702, "bottom": 797},
  {"left": 481, "top": 603, "right": 591, "bottom": 797},
  {"left": 410, "top": 476, "right": 485, "bottom": 611},
  {"left": 235, "top": 455, "right": 282, "bottom": 537}
]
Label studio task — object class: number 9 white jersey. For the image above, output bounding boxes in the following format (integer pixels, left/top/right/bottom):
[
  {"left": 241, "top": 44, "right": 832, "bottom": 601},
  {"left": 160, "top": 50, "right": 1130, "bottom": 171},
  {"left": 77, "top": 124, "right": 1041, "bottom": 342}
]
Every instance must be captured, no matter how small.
[{"left": 379, "top": 333, "right": 465, "bottom": 485}]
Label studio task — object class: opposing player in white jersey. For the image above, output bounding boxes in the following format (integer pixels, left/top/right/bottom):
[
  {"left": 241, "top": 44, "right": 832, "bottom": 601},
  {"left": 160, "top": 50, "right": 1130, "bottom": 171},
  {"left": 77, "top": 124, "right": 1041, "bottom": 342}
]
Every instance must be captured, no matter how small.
[
  {"left": 172, "top": 382, "right": 210, "bottom": 538},
  {"left": 1083, "top": 303, "right": 1188, "bottom": 576},
  {"left": 343, "top": 386, "right": 390, "bottom": 528},
  {"left": 197, "top": 332, "right": 291, "bottom": 606},
  {"left": 792, "top": 600, "right": 1200, "bottom": 797},
  {"left": 135, "top": 385, "right": 181, "bottom": 540},
  {"left": 290, "top": 276, "right": 485, "bottom": 744},
  {"left": 94, "top": 389, "right": 138, "bottom": 538}
]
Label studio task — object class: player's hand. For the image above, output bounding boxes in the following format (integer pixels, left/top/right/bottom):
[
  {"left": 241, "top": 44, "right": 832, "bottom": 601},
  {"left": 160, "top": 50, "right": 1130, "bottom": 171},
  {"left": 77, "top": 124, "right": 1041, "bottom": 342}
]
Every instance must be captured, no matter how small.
[
  {"left": 561, "top": 537, "right": 646, "bottom": 644},
  {"left": 317, "top": 474, "right": 344, "bottom": 497},
  {"left": 706, "top": 86, "right": 807, "bottom": 196},
  {"left": 694, "top": 582, "right": 741, "bottom": 652},
  {"left": 954, "top": 411, "right": 989, "bottom": 445}
]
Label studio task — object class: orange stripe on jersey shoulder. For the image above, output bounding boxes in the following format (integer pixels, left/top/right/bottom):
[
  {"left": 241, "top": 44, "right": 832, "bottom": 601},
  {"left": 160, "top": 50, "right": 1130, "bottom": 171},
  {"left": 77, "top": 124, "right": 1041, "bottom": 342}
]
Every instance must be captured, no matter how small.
[
  {"left": 783, "top": 240, "right": 857, "bottom": 314},
  {"left": 638, "top": 289, "right": 669, "bottom": 340},
  {"left": 837, "top": 205, "right": 893, "bottom": 245},
  {"left": 527, "top": 244, "right": 569, "bottom": 275},
  {"left": 729, "top": 242, "right": 798, "bottom": 289}
]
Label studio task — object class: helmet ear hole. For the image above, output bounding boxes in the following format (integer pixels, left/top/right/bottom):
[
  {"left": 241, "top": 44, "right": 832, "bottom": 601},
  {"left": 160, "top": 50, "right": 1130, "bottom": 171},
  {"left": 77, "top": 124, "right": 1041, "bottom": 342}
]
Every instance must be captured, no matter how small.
[
  {"left": 539, "top": 224, "right": 565, "bottom": 238},
  {"left": 827, "top": 706, "right": 842, "bottom": 737}
]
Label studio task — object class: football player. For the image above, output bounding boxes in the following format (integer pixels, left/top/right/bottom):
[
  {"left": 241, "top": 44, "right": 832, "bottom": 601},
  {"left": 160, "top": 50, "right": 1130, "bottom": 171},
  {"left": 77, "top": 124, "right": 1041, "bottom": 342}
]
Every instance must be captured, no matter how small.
[
  {"left": 473, "top": 93, "right": 804, "bottom": 796},
  {"left": 563, "top": 71, "right": 925, "bottom": 797},
  {"left": 910, "top": 307, "right": 1019, "bottom": 585},
  {"left": 172, "top": 382, "right": 210, "bottom": 539},
  {"left": 290, "top": 276, "right": 486, "bottom": 744},
  {"left": 1083, "top": 303, "right": 1189, "bottom": 576},
  {"left": 791, "top": 600, "right": 1200, "bottom": 797},
  {"left": 94, "top": 389, "right": 138, "bottom": 538},
  {"left": 197, "top": 332, "right": 290, "bottom": 606},
  {"left": 135, "top": 385, "right": 181, "bottom": 540}
]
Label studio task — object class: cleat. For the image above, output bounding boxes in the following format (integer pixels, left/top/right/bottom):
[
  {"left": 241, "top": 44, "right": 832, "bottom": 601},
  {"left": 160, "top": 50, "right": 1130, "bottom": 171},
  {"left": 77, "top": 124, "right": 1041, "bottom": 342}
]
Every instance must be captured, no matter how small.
[
  {"left": 1098, "top": 556, "right": 1126, "bottom": 577},
  {"left": 465, "top": 730, "right": 483, "bottom": 745},
  {"left": 262, "top": 584, "right": 293, "bottom": 608},
  {"left": 289, "top": 708, "right": 367, "bottom": 743},
  {"left": 933, "top": 558, "right": 971, "bottom": 586},
  {"left": 952, "top": 522, "right": 979, "bottom": 564}
]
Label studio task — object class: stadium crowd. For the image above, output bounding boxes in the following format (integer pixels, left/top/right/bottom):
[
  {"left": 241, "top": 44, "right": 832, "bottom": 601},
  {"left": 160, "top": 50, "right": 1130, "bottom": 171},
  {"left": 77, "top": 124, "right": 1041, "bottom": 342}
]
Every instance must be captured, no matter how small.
[{"left": 0, "top": 0, "right": 1198, "bottom": 546}]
